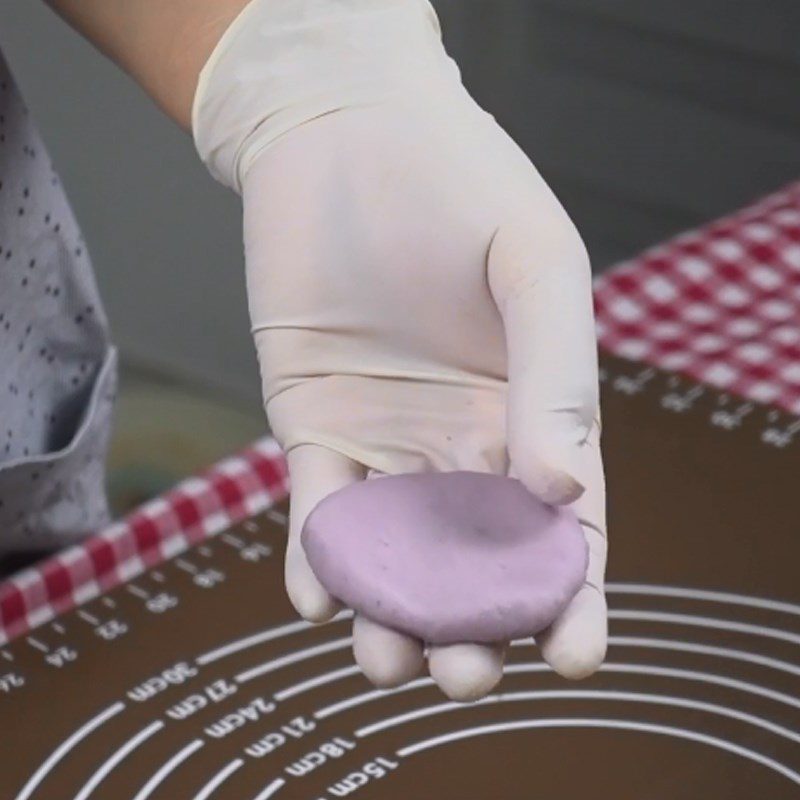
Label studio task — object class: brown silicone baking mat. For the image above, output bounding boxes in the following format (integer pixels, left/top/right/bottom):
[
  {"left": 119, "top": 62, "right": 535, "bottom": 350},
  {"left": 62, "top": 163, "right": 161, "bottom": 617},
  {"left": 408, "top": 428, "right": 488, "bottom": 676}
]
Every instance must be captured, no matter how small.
[{"left": 1, "top": 354, "right": 798, "bottom": 799}]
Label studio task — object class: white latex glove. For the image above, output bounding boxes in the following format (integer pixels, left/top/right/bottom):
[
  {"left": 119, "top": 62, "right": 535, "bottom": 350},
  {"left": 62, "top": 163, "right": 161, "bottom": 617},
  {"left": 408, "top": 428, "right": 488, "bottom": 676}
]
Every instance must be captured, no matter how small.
[{"left": 194, "top": 0, "right": 607, "bottom": 701}]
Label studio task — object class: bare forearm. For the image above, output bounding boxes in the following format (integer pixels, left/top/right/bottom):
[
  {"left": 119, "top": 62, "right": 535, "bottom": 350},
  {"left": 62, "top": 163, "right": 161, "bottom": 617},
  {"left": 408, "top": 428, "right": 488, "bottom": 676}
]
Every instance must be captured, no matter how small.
[{"left": 45, "top": 0, "right": 251, "bottom": 130}]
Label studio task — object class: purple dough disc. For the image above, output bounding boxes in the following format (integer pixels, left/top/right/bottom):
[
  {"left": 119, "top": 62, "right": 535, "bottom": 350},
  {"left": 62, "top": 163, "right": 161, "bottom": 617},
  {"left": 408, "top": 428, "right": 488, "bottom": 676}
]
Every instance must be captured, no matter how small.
[{"left": 301, "top": 471, "right": 588, "bottom": 645}]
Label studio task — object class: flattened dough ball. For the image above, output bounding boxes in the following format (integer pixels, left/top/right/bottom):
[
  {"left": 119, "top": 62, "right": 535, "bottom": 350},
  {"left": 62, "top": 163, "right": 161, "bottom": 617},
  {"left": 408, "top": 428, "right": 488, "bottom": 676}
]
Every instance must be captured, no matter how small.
[{"left": 302, "top": 471, "right": 588, "bottom": 645}]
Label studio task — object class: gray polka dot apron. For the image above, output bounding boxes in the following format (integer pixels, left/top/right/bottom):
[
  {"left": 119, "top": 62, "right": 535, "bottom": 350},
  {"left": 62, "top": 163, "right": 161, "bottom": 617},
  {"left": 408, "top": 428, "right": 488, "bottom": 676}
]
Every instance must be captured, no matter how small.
[{"left": 0, "top": 52, "right": 117, "bottom": 553}]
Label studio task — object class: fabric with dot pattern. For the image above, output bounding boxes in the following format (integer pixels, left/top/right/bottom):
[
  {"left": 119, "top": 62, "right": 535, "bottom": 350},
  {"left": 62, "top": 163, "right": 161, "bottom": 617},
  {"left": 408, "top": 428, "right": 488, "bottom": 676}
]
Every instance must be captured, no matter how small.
[{"left": 0, "top": 53, "right": 117, "bottom": 553}]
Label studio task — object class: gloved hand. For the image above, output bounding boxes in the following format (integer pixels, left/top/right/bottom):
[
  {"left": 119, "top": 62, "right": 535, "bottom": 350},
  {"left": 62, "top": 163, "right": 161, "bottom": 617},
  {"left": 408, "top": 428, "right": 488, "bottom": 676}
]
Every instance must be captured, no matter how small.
[{"left": 193, "top": 0, "right": 607, "bottom": 701}]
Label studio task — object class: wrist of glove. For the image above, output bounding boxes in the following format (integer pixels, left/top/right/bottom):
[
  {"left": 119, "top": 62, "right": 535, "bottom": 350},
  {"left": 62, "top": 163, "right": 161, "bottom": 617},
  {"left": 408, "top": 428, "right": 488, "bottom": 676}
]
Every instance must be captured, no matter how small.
[{"left": 192, "top": 0, "right": 460, "bottom": 192}]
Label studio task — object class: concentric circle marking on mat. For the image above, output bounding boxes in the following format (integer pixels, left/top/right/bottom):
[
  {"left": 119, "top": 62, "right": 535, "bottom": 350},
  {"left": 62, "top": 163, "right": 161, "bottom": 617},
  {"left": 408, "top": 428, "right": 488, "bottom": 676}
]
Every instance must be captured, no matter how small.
[
  {"left": 604, "top": 637, "right": 800, "bottom": 677},
  {"left": 14, "top": 702, "right": 125, "bottom": 800},
  {"left": 310, "top": 662, "right": 800, "bottom": 721},
  {"left": 193, "top": 758, "right": 243, "bottom": 800},
  {"left": 130, "top": 739, "right": 204, "bottom": 800},
  {"left": 272, "top": 636, "right": 800, "bottom": 702},
  {"left": 274, "top": 664, "right": 362, "bottom": 701},
  {"left": 196, "top": 611, "right": 353, "bottom": 666},
  {"left": 609, "top": 609, "right": 800, "bottom": 646},
  {"left": 252, "top": 777, "right": 286, "bottom": 799},
  {"left": 73, "top": 721, "right": 164, "bottom": 800},
  {"left": 234, "top": 637, "right": 353, "bottom": 684},
  {"left": 351, "top": 690, "right": 800, "bottom": 744},
  {"left": 194, "top": 586, "right": 800, "bottom": 674},
  {"left": 607, "top": 583, "right": 800, "bottom": 617},
  {"left": 395, "top": 719, "right": 800, "bottom": 786}
]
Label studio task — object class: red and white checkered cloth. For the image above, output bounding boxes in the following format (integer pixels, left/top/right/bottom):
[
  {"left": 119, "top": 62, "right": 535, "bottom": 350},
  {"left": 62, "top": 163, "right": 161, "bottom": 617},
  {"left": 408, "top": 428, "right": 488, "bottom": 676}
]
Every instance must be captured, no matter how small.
[
  {"left": 594, "top": 180, "right": 800, "bottom": 415},
  {"left": 2, "top": 180, "right": 799, "bottom": 644},
  {"left": 0, "top": 438, "right": 289, "bottom": 645}
]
